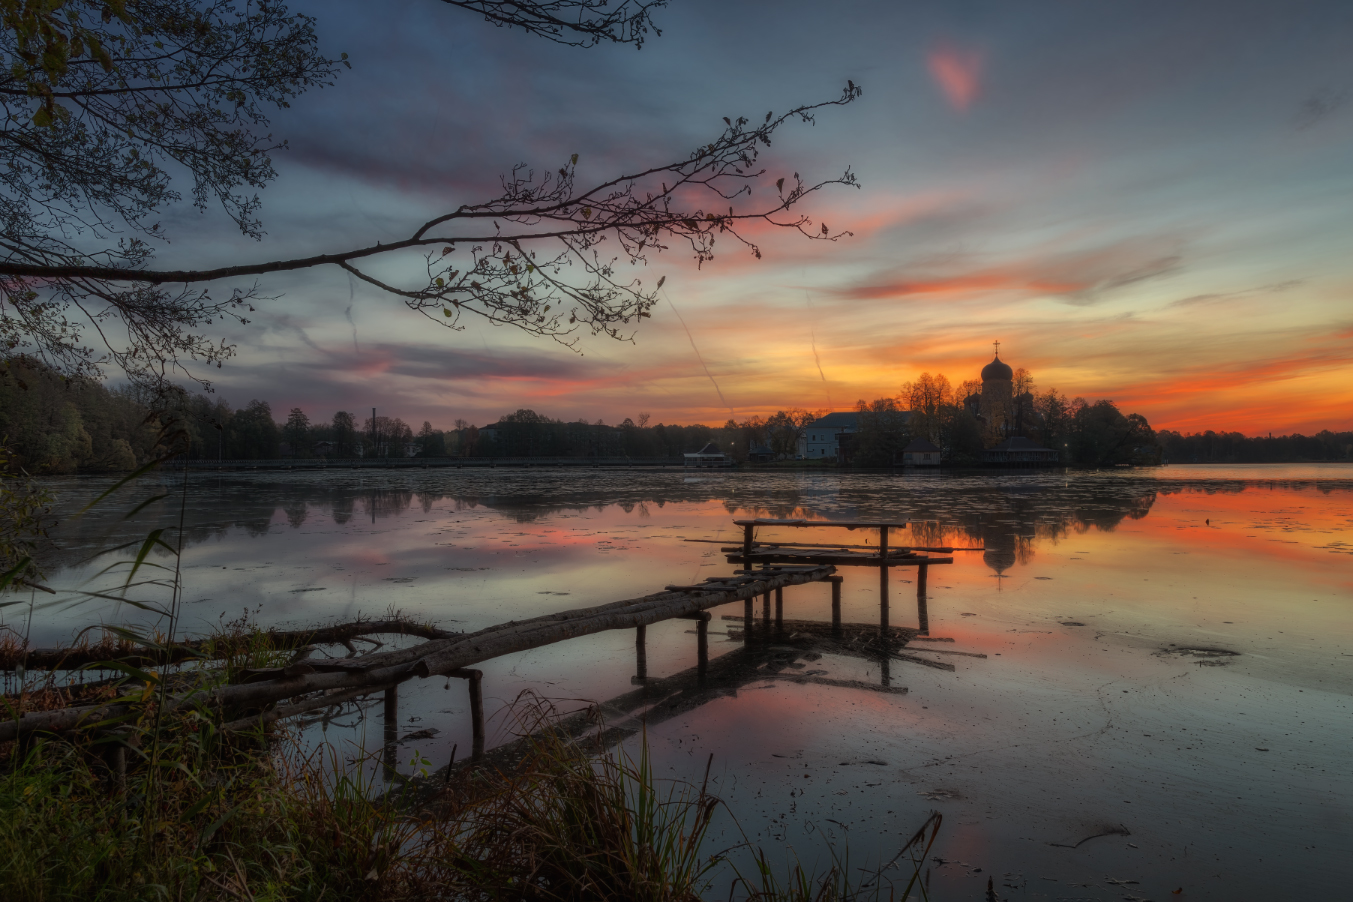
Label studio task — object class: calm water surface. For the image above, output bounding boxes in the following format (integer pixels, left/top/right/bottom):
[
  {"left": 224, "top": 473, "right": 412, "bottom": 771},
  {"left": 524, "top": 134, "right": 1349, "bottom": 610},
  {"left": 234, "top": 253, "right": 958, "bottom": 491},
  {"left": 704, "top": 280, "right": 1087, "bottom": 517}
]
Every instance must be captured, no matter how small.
[{"left": 17, "top": 465, "right": 1353, "bottom": 899}]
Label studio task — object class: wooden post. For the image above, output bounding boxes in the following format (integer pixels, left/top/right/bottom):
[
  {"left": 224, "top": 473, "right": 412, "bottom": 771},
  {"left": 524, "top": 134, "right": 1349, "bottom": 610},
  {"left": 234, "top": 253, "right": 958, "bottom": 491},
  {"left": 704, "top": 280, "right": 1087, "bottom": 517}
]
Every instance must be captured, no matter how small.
[
  {"left": 744, "top": 596, "right": 754, "bottom": 643},
  {"left": 880, "top": 654, "right": 891, "bottom": 688},
  {"left": 468, "top": 670, "right": 485, "bottom": 761},
  {"left": 830, "top": 576, "right": 842, "bottom": 634},
  {"left": 697, "top": 615, "right": 708, "bottom": 678},
  {"left": 448, "top": 668, "right": 486, "bottom": 762},
  {"left": 917, "top": 562, "right": 930, "bottom": 635},
  {"left": 879, "top": 526, "right": 890, "bottom": 636},
  {"left": 763, "top": 591, "right": 771, "bottom": 627},
  {"left": 775, "top": 587, "right": 784, "bottom": 631},
  {"left": 742, "top": 522, "right": 754, "bottom": 569},
  {"left": 110, "top": 742, "right": 126, "bottom": 790},
  {"left": 383, "top": 683, "right": 399, "bottom": 779},
  {"left": 636, "top": 624, "right": 647, "bottom": 680}
]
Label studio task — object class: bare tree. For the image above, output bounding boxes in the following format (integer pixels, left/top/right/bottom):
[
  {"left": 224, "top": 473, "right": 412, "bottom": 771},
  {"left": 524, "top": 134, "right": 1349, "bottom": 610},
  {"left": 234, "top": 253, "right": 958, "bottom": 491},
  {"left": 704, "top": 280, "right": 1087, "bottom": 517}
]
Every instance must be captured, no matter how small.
[
  {"left": 903, "top": 372, "right": 953, "bottom": 443},
  {"left": 1, "top": 0, "right": 862, "bottom": 391}
]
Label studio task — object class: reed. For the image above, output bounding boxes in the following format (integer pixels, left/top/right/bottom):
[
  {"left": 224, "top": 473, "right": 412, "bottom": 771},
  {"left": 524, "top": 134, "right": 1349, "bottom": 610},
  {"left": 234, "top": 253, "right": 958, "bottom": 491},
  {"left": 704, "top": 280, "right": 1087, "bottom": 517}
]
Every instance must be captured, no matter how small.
[{"left": 1, "top": 683, "right": 938, "bottom": 901}]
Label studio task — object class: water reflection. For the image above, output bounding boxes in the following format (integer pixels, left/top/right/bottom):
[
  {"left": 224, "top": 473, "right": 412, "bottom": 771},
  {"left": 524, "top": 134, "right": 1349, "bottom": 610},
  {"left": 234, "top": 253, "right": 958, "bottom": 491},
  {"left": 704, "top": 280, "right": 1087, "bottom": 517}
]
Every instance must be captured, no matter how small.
[
  {"left": 20, "top": 468, "right": 1353, "bottom": 898},
  {"left": 40, "top": 471, "right": 1170, "bottom": 578}
]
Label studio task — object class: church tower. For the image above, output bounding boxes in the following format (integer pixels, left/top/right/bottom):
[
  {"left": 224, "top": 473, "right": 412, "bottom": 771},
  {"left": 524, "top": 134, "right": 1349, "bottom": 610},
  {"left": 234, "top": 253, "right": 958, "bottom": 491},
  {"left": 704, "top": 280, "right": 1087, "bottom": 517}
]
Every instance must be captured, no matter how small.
[{"left": 979, "top": 341, "right": 1013, "bottom": 440}]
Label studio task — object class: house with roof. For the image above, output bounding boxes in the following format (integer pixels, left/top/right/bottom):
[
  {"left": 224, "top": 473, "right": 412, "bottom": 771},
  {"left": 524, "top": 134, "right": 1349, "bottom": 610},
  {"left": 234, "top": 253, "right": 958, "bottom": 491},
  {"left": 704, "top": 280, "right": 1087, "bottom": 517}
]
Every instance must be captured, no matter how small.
[
  {"left": 901, "top": 437, "right": 942, "bottom": 466},
  {"left": 982, "top": 435, "right": 1061, "bottom": 466},
  {"left": 797, "top": 412, "right": 860, "bottom": 460},
  {"left": 683, "top": 442, "right": 733, "bottom": 467}
]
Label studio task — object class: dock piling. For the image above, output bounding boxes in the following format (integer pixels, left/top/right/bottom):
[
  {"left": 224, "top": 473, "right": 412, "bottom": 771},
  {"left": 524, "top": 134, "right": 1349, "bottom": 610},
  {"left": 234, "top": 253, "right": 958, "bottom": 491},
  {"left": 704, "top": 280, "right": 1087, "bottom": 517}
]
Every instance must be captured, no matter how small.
[
  {"left": 917, "top": 562, "right": 929, "bottom": 634},
  {"left": 830, "top": 576, "right": 843, "bottom": 634},
  {"left": 448, "top": 668, "right": 486, "bottom": 761},
  {"left": 775, "top": 587, "right": 784, "bottom": 631},
  {"left": 744, "top": 597, "right": 754, "bottom": 643},
  {"left": 635, "top": 624, "right": 647, "bottom": 680},
  {"left": 383, "top": 684, "right": 399, "bottom": 778},
  {"left": 679, "top": 612, "right": 712, "bottom": 678}
]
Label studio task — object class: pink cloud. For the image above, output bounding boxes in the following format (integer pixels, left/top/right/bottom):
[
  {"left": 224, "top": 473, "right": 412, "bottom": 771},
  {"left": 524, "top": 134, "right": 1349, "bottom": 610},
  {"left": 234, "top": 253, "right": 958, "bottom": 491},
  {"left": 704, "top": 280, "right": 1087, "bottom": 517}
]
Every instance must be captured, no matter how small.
[{"left": 927, "top": 42, "right": 984, "bottom": 112}]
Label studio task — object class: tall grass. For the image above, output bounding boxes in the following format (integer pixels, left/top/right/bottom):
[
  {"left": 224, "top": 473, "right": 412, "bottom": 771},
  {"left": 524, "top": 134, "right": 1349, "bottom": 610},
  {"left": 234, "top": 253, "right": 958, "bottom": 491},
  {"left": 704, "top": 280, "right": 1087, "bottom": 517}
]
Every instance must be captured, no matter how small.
[{"left": 1, "top": 686, "right": 935, "bottom": 901}]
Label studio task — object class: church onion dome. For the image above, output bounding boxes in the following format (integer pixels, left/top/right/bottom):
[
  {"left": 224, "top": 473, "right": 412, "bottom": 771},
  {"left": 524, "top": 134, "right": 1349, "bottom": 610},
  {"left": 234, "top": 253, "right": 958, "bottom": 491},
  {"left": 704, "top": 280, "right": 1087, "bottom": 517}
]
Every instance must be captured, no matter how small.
[{"left": 981, "top": 355, "right": 1013, "bottom": 381}]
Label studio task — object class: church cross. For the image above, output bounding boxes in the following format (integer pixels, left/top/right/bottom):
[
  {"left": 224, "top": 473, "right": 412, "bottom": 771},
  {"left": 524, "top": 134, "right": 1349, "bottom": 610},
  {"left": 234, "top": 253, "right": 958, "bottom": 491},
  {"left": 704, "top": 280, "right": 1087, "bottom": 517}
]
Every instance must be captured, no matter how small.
[{"left": 993, "top": 339, "right": 1000, "bottom": 356}]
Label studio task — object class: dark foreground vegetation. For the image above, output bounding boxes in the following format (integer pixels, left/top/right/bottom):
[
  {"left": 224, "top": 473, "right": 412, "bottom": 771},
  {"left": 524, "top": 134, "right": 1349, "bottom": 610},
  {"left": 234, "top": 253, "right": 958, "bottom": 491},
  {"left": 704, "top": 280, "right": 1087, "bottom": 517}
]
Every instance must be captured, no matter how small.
[{"left": 0, "top": 622, "right": 937, "bottom": 902}]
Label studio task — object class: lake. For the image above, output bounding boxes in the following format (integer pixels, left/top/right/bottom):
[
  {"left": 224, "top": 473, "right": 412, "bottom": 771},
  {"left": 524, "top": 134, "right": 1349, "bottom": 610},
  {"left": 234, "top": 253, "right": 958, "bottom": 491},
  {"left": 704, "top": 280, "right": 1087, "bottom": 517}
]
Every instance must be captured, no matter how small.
[{"left": 15, "top": 465, "right": 1353, "bottom": 900}]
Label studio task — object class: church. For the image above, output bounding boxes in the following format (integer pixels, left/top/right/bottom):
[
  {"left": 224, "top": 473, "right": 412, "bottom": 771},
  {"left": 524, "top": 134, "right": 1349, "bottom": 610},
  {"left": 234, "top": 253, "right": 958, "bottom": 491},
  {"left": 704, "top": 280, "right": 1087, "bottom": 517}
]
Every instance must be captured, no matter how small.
[{"left": 965, "top": 342, "right": 1061, "bottom": 466}]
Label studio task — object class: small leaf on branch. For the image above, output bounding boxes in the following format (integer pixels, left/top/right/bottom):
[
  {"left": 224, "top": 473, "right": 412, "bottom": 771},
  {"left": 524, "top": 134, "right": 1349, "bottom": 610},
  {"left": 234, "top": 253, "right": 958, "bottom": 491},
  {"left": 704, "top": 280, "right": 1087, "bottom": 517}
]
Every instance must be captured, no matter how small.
[
  {"left": 776, "top": 177, "right": 785, "bottom": 193},
  {"left": 571, "top": 153, "right": 579, "bottom": 165},
  {"left": 822, "top": 223, "right": 829, "bottom": 235},
  {"left": 443, "top": 308, "right": 453, "bottom": 317}
]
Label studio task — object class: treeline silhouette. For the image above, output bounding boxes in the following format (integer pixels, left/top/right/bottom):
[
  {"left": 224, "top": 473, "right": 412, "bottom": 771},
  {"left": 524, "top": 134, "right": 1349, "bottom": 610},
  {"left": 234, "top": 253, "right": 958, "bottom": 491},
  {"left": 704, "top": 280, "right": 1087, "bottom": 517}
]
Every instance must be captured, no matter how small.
[
  {"left": 3, "top": 359, "right": 1349, "bottom": 472},
  {"left": 1157, "top": 429, "right": 1353, "bottom": 463}
]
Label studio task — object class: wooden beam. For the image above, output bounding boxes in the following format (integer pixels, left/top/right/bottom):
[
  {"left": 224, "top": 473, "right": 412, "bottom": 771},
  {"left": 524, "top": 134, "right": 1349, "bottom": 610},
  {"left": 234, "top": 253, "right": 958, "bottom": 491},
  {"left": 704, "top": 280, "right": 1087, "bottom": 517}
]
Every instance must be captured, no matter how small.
[{"left": 1, "top": 566, "right": 837, "bottom": 742}]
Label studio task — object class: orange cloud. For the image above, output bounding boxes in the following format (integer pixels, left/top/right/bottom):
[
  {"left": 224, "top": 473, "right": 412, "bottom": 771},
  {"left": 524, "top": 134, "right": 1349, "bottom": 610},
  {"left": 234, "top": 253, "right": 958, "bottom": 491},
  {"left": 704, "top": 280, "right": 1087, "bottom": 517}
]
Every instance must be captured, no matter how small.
[
  {"left": 837, "top": 271, "right": 1085, "bottom": 299},
  {"left": 928, "top": 42, "right": 984, "bottom": 112}
]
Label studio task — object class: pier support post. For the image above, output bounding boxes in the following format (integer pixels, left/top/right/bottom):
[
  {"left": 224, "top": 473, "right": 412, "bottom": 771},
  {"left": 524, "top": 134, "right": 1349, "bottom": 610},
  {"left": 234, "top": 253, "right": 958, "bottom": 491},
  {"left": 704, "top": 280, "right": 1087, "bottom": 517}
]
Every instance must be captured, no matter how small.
[
  {"left": 775, "top": 587, "right": 784, "bottom": 631},
  {"left": 879, "top": 526, "right": 890, "bottom": 636},
  {"left": 636, "top": 624, "right": 647, "bottom": 681},
  {"left": 468, "top": 670, "right": 485, "bottom": 761},
  {"left": 763, "top": 591, "right": 771, "bottom": 628},
  {"left": 917, "top": 562, "right": 929, "bottom": 635},
  {"left": 880, "top": 654, "right": 891, "bottom": 688},
  {"left": 830, "top": 576, "right": 843, "bottom": 634},
  {"left": 744, "top": 597, "right": 754, "bottom": 643},
  {"left": 742, "top": 523, "right": 754, "bottom": 569},
  {"left": 107, "top": 738, "right": 126, "bottom": 790},
  {"left": 383, "top": 684, "right": 399, "bottom": 779},
  {"left": 680, "top": 612, "right": 712, "bottom": 679},
  {"left": 449, "top": 668, "right": 485, "bottom": 762}
]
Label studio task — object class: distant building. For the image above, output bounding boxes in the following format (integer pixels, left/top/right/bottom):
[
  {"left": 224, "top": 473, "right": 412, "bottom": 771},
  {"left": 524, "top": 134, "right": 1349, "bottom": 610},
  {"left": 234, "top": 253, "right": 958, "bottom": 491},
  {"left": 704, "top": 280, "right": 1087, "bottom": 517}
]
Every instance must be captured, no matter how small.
[
  {"left": 978, "top": 349, "right": 1014, "bottom": 436},
  {"left": 901, "top": 438, "right": 942, "bottom": 466},
  {"left": 747, "top": 441, "right": 776, "bottom": 463},
  {"left": 982, "top": 436, "right": 1060, "bottom": 467},
  {"left": 684, "top": 442, "right": 733, "bottom": 467},
  {"left": 798, "top": 412, "right": 860, "bottom": 460},
  {"left": 313, "top": 440, "right": 337, "bottom": 457}
]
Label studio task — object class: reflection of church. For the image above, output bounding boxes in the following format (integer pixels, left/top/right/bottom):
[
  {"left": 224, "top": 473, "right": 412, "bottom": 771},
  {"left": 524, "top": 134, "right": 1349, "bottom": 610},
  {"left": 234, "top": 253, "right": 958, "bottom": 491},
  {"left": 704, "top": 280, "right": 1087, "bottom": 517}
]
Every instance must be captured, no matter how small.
[{"left": 964, "top": 341, "right": 1060, "bottom": 465}]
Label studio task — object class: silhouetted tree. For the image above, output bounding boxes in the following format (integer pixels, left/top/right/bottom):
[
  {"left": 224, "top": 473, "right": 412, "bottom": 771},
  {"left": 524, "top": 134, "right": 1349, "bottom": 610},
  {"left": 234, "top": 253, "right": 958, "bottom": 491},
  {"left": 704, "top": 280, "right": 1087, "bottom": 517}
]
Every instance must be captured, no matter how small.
[
  {"left": 1, "top": 0, "right": 860, "bottom": 390},
  {"left": 283, "top": 408, "right": 311, "bottom": 457},
  {"left": 852, "top": 397, "right": 910, "bottom": 466},
  {"left": 332, "top": 411, "right": 357, "bottom": 456}
]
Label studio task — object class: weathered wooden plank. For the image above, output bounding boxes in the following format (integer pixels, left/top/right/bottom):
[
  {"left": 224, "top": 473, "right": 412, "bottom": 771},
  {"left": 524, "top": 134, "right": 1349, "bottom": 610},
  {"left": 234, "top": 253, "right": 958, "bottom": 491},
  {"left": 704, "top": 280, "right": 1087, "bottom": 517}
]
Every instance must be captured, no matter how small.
[
  {"left": 732, "top": 519, "right": 909, "bottom": 528},
  {"left": 0, "top": 565, "right": 836, "bottom": 741}
]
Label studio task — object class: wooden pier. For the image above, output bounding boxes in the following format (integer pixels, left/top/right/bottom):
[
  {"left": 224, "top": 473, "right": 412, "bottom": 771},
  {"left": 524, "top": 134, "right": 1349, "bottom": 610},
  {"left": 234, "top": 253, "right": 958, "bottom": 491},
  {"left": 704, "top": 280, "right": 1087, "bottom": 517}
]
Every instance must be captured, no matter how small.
[{"left": 3, "top": 517, "right": 975, "bottom": 770}]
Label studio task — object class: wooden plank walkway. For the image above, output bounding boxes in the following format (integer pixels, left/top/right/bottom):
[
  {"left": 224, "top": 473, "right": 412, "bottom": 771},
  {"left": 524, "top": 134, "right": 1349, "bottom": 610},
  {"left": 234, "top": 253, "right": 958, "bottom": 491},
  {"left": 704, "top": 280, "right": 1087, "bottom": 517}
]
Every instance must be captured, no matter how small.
[
  {"left": 0, "top": 564, "right": 838, "bottom": 750},
  {"left": 726, "top": 549, "right": 953, "bottom": 568}
]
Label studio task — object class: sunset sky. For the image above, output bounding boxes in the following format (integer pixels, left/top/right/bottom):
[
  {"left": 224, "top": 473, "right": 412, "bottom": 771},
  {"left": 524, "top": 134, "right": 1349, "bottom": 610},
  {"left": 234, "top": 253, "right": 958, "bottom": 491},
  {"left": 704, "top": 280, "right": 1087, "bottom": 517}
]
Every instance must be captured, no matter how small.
[{"left": 165, "top": 0, "right": 1353, "bottom": 435}]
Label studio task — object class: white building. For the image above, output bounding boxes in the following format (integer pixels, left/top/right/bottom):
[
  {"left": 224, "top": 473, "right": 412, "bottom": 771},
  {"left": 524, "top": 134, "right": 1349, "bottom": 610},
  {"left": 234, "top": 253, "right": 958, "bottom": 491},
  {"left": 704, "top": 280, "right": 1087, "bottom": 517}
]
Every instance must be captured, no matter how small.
[
  {"left": 684, "top": 442, "right": 733, "bottom": 467},
  {"left": 797, "top": 412, "right": 861, "bottom": 460}
]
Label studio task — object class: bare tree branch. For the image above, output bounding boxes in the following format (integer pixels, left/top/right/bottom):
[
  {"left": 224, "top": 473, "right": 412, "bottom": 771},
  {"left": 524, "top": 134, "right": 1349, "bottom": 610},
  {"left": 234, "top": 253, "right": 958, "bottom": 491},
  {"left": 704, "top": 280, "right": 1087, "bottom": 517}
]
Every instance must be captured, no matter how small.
[
  {"left": 438, "top": 0, "right": 667, "bottom": 47},
  {"left": 3, "top": 84, "right": 863, "bottom": 355}
]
